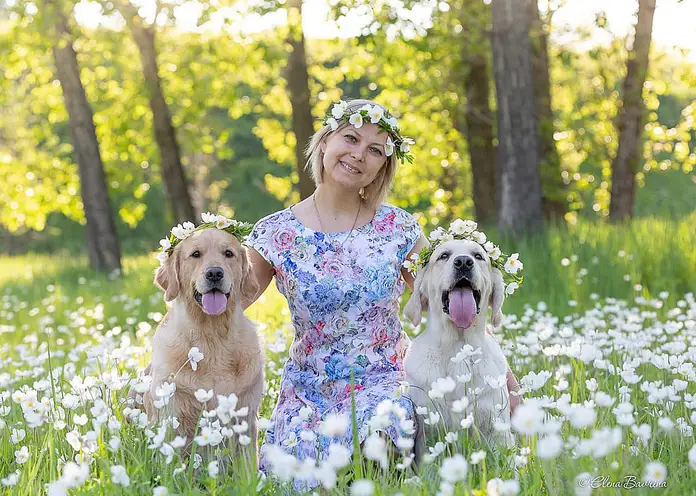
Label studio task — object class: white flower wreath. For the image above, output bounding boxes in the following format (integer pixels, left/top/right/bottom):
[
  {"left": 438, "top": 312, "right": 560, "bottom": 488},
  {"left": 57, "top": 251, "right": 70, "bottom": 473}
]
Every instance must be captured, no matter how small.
[
  {"left": 324, "top": 100, "right": 415, "bottom": 164},
  {"left": 403, "top": 219, "right": 524, "bottom": 295},
  {"left": 155, "top": 212, "right": 253, "bottom": 266}
]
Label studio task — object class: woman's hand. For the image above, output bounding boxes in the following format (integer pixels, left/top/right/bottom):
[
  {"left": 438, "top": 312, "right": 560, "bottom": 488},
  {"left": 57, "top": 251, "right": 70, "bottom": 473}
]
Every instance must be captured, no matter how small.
[
  {"left": 401, "top": 234, "right": 428, "bottom": 292},
  {"left": 506, "top": 368, "right": 521, "bottom": 415}
]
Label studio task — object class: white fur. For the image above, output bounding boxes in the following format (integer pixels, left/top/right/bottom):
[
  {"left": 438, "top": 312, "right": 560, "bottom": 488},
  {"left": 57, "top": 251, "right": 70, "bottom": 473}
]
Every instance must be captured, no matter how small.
[{"left": 403, "top": 240, "right": 513, "bottom": 457}]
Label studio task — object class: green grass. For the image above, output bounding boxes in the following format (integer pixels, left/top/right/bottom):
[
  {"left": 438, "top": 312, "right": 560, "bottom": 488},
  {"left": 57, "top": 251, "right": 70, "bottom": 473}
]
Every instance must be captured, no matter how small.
[{"left": 1, "top": 217, "right": 695, "bottom": 494}]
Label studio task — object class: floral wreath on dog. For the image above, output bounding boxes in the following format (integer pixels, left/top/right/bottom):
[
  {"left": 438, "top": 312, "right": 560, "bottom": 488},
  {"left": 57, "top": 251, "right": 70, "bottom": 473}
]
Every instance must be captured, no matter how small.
[
  {"left": 324, "top": 100, "right": 415, "bottom": 164},
  {"left": 403, "top": 219, "right": 524, "bottom": 295},
  {"left": 155, "top": 212, "right": 253, "bottom": 265}
]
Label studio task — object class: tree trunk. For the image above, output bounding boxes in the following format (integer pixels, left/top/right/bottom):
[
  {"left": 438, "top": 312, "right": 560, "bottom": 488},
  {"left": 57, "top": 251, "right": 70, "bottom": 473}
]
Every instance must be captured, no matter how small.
[
  {"left": 285, "top": 0, "right": 316, "bottom": 200},
  {"left": 491, "top": 0, "right": 544, "bottom": 234},
  {"left": 528, "top": 0, "right": 565, "bottom": 221},
  {"left": 49, "top": 1, "right": 122, "bottom": 273},
  {"left": 117, "top": 2, "right": 196, "bottom": 224},
  {"left": 609, "top": 0, "right": 656, "bottom": 222},
  {"left": 460, "top": 0, "right": 496, "bottom": 226}
]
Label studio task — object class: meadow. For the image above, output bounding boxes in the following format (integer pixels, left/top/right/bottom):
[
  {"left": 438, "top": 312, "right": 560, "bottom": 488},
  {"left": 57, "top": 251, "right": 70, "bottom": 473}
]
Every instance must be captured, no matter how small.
[{"left": 1, "top": 215, "right": 696, "bottom": 495}]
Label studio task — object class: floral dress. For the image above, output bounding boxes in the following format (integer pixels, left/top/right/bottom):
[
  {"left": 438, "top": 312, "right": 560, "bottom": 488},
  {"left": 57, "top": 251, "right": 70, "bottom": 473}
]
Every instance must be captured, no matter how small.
[{"left": 247, "top": 203, "right": 422, "bottom": 473}]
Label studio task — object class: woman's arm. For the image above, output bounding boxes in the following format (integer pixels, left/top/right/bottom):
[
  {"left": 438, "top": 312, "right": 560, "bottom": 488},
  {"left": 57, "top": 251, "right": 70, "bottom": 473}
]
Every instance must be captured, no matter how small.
[
  {"left": 400, "top": 234, "right": 428, "bottom": 292},
  {"left": 242, "top": 247, "right": 275, "bottom": 310}
]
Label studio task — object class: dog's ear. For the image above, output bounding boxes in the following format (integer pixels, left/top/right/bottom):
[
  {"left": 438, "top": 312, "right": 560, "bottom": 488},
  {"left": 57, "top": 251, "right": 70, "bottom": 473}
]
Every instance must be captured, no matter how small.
[
  {"left": 489, "top": 268, "right": 505, "bottom": 328},
  {"left": 240, "top": 247, "right": 260, "bottom": 306},
  {"left": 155, "top": 250, "right": 180, "bottom": 302},
  {"left": 404, "top": 265, "right": 429, "bottom": 327}
]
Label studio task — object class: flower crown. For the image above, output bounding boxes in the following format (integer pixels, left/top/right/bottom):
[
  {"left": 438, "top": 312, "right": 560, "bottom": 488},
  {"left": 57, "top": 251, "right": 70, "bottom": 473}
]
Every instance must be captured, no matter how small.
[
  {"left": 403, "top": 219, "right": 524, "bottom": 295},
  {"left": 155, "top": 212, "right": 253, "bottom": 265},
  {"left": 324, "top": 100, "right": 415, "bottom": 164}
]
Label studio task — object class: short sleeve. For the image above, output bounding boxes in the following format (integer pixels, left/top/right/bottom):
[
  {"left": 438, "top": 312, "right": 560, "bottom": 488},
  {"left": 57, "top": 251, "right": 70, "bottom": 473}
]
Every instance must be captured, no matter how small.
[
  {"left": 394, "top": 207, "right": 423, "bottom": 264},
  {"left": 245, "top": 214, "right": 276, "bottom": 268}
]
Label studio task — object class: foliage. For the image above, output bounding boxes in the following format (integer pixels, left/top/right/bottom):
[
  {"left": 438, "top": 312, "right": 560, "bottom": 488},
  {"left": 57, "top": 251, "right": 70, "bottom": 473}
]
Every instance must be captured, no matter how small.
[
  {"left": 1, "top": 5, "right": 695, "bottom": 253},
  {"left": 0, "top": 218, "right": 695, "bottom": 493}
]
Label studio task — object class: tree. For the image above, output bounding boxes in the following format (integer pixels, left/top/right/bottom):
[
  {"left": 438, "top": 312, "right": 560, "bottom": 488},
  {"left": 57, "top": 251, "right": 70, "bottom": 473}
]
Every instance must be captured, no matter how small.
[
  {"left": 528, "top": 0, "right": 565, "bottom": 220},
  {"left": 112, "top": 0, "right": 196, "bottom": 224},
  {"left": 284, "top": 0, "right": 315, "bottom": 200},
  {"left": 45, "top": 0, "right": 122, "bottom": 272},
  {"left": 609, "top": 0, "right": 656, "bottom": 221},
  {"left": 491, "top": 0, "right": 544, "bottom": 233},
  {"left": 459, "top": 0, "right": 496, "bottom": 225}
]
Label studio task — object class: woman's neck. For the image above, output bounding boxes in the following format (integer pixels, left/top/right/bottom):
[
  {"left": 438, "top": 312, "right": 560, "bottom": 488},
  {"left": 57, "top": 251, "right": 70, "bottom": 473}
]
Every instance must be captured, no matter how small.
[{"left": 314, "top": 184, "right": 362, "bottom": 222}]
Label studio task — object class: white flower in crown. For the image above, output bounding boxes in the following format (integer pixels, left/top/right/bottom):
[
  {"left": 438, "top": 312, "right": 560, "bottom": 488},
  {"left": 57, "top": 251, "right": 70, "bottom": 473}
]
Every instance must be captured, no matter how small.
[
  {"left": 171, "top": 224, "right": 188, "bottom": 240},
  {"left": 349, "top": 113, "right": 364, "bottom": 128},
  {"left": 215, "top": 217, "right": 232, "bottom": 229},
  {"left": 504, "top": 253, "right": 523, "bottom": 274},
  {"left": 450, "top": 219, "right": 477, "bottom": 236},
  {"left": 159, "top": 238, "right": 171, "bottom": 251},
  {"left": 472, "top": 231, "right": 486, "bottom": 244},
  {"left": 387, "top": 116, "right": 399, "bottom": 130},
  {"left": 429, "top": 227, "right": 448, "bottom": 242},
  {"left": 505, "top": 282, "right": 519, "bottom": 295},
  {"left": 331, "top": 100, "right": 348, "bottom": 119},
  {"left": 201, "top": 212, "right": 218, "bottom": 223},
  {"left": 156, "top": 251, "right": 169, "bottom": 265},
  {"left": 484, "top": 242, "right": 502, "bottom": 261},
  {"left": 385, "top": 136, "right": 394, "bottom": 157},
  {"left": 327, "top": 117, "right": 339, "bottom": 131},
  {"left": 367, "top": 105, "right": 384, "bottom": 124},
  {"left": 400, "top": 137, "right": 414, "bottom": 153}
]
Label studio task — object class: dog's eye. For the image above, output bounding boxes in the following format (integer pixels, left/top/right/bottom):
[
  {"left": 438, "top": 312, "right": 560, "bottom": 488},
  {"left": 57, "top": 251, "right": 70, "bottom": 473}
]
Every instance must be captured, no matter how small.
[
  {"left": 225, "top": 250, "right": 234, "bottom": 258},
  {"left": 191, "top": 251, "right": 201, "bottom": 258},
  {"left": 474, "top": 253, "right": 484, "bottom": 261},
  {"left": 438, "top": 252, "right": 450, "bottom": 261}
]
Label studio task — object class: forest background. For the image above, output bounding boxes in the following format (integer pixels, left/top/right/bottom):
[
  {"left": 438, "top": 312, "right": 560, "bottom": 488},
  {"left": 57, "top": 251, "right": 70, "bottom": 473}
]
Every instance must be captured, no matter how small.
[{"left": 0, "top": 0, "right": 695, "bottom": 265}]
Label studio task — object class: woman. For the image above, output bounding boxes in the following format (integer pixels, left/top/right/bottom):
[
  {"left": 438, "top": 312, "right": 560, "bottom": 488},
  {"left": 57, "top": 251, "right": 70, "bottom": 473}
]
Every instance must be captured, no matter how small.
[{"left": 243, "top": 98, "right": 519, "bottom": 474}]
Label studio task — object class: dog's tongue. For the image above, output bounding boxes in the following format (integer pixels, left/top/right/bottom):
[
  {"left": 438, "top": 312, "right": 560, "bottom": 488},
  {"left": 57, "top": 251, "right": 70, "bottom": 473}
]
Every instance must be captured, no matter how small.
[
  {"left": 448, "top": 288, "right": 476, "bottom": 328},
  {"left": 201, "top": 290, "right": 227, "bottom": 315}
]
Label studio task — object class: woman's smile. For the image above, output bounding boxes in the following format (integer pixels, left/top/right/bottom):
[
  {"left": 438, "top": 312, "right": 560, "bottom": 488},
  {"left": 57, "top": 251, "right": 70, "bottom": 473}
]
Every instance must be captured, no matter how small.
[{"left": 339, "top": 160, "right": 361, "bottom": 175}]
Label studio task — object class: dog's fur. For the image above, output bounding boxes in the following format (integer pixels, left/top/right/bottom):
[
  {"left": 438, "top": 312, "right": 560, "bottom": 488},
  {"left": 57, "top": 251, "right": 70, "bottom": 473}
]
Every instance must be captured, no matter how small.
[
  {"left": 403, "top": 239, "right": 513, "bottom": 456},
  {"left": 144, "top": 229, "right": 264, "bottom": 460}
]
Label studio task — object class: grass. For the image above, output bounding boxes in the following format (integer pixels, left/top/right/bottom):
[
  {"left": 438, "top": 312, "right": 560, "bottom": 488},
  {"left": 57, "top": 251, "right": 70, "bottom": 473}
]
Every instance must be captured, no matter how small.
[{"left": 0, "top": 216, "right": 695, "bottom": 494}]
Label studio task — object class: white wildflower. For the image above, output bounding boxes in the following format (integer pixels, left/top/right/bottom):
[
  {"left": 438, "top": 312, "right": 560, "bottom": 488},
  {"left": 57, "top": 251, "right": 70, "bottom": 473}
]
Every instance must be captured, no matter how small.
[
  {"left": 439, "top": 454, "right": 468, "bottom": 483},
  {"left": 188, "top": 347, "right": 204, "bottom": 371},
  {"left": 110, "top": 465, "right": 130, "bottom": 487}
]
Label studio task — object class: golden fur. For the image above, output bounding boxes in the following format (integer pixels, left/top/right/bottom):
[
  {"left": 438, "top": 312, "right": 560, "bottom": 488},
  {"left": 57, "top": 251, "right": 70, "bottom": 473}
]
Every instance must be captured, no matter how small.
[{"left": 144, "top": 229, "right": 264, "bottom": 461}]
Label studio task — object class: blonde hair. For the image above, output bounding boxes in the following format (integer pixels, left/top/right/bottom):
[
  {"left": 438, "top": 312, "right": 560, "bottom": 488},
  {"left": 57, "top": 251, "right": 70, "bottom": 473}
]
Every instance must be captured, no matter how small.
[{"left": 304, "top": 99, "right": 399, "bottom": 209}]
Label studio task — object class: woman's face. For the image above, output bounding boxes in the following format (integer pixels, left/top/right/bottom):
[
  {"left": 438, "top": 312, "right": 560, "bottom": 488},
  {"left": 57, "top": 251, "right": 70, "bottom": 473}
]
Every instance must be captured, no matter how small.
[{"left": 320, "top": 123, "right": 388, "bottom": 192}]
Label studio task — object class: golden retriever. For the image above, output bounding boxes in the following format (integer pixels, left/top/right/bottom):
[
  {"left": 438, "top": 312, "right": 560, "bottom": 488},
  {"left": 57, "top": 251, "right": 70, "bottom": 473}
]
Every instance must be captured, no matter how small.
[
  {"left": 144, "top": 228, "right": 264, "bottom": 461},
  {"left": 403, "top": 239, "right": 513, "bottom": 456}
]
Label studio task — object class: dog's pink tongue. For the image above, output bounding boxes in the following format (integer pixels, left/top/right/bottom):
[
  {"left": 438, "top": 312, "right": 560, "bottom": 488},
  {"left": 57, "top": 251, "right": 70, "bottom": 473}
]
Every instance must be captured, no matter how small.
[
  {"left": 448, "top": 288, "right": 477, "bottom": 328},
  {"left": 201, "top": 290, "right": 227, "bottom": 315}
]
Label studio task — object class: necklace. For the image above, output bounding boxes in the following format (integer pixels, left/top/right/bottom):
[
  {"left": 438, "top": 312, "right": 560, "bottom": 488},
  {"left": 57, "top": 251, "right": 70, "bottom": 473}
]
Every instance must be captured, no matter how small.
[{"left": 312, "top": 193, "right": 362, "bottom": 252}]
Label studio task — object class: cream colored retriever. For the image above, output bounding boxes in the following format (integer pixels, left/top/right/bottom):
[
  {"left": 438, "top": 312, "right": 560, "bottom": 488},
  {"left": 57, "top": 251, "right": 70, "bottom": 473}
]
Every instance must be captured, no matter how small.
[
  {"left": 403, "top": 239, "right": 513, "bottom": 454},
  {"left": 145, "top": 228, "right": 264, "bottom": 458}
]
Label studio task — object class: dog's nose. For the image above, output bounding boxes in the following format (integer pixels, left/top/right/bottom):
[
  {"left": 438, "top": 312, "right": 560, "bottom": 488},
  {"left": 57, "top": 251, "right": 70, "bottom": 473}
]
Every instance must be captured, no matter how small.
[
  {"left": 453, "top": 255, "right": 474, "bottom": 270},
  {"left": 205, "top": 266, "right": 224, "bottom": 283}
]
